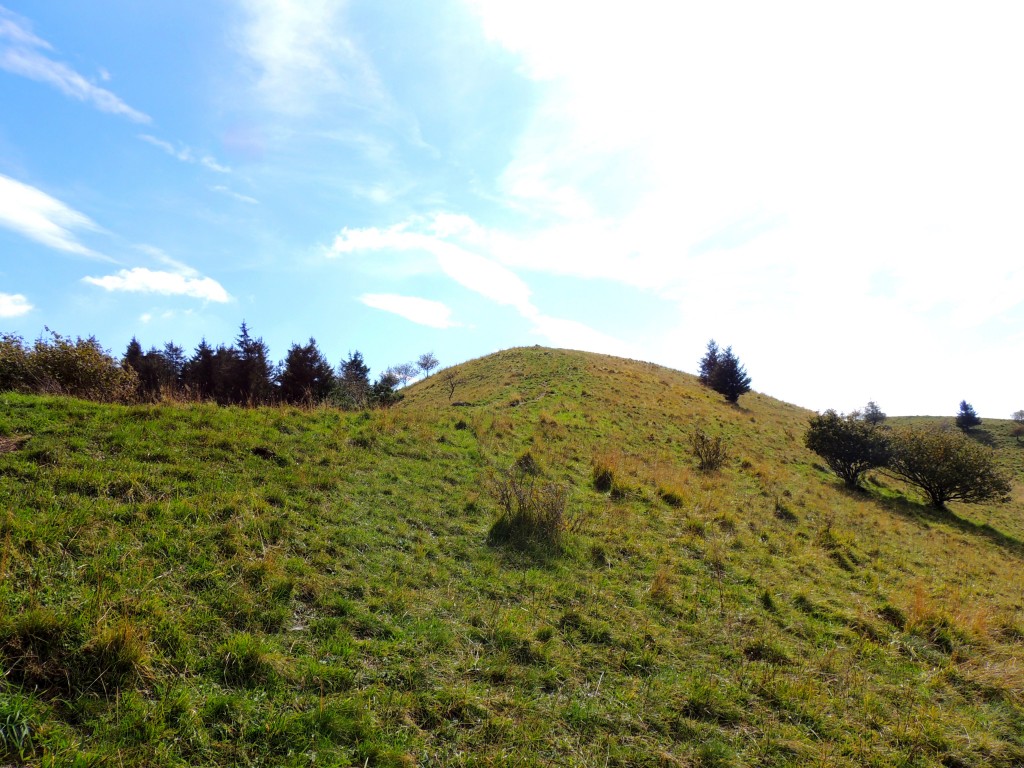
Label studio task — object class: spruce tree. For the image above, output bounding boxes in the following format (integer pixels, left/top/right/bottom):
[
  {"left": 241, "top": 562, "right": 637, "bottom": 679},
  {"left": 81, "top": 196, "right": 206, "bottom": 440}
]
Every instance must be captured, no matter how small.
[
  {"left": 182, "top": 339, "right": 216, "bottom": 401},
  {"left": 698, "top": 339, "right": 720, "bottom": 386},
  {"left": 708, "top": 346, "right": 751, "bottom": 404},
  {"left": 337, "top": 351, "right": 371, "bottom": 409},
  {"left": 233, "top": 321, "right": 275, "bottom": 405},
  {"left": 279, "top": 338, "right": 335, "bottom": 404},
  {"left": 955, "top": 400, "right": 981, "bottom": 431}
]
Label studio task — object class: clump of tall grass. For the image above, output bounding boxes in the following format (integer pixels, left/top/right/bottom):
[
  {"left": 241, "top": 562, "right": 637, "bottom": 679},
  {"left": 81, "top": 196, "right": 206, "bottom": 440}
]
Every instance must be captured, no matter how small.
[
  {"left": 487, "top": 458, "right": 580, "bottom": 550},
  {"left": 691, "top": 427, "right": 728, "bottom": 472},
  {"left": 591, "top": 452, "right": 638, "bottom": 498}
]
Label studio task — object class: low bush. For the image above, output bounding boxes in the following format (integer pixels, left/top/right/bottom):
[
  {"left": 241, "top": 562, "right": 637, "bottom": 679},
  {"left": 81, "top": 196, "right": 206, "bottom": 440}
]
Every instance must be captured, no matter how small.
[
  {"left": 804, "top": 410, "right": 889, "bottom": 489},
  {"left": 887, "top": 424, "right": 1011, "bottom": 508},
  {"left": 487, "top": 461, "right": 579, "bottom": 550},
  {"left": 691, "top": 428, "right": 728, "bottom": 472},
  {"left": 0, "top": 330, "right": 137, "bottom": 402}
]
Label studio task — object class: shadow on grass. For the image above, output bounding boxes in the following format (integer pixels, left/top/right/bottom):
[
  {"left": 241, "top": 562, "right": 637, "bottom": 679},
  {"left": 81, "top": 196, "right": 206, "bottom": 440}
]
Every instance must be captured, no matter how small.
[
  {"left": 869, "top": 488, "right": 1024, "bottom": 557},
  {"left": 963, "top": 428, "right": 996, "bottom": 447}
]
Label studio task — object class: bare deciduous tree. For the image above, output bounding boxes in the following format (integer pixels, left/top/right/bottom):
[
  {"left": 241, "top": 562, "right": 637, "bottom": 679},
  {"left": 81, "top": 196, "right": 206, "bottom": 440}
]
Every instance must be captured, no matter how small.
[
  {"left": 417, "top": 352, "right": 439, "bottom": 376},
  {"left": 441, "top": 368, "right": 463, "bottom": 402}
]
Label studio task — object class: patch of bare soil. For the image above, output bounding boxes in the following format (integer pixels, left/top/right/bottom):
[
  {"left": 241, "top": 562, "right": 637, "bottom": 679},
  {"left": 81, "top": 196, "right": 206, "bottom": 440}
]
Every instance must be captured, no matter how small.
[{"left": 0, "top": 435, "right": 28, "bottom": 454}]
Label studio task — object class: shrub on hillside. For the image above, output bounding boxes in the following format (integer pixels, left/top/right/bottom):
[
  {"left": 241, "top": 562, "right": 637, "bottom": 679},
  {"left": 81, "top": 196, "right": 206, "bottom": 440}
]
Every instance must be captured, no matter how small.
[
  {"left": 1012, "top": 410, "right": 1024, "bottom": 444},
  {"left": 804, "top": 410, "right": 890, "bottom": 489},
  {"left": 862, "top": 400, "right": 886, "bottom": 425},
  {"left": 886, "top": 424, "right": 1011, "bottom": 508},
  {"left": 0, "top": 333, "right": 29, "bottom": 391},
  {"left": 487, "top": 462, "right": 578, "bottom": 550},
  {"left": 691, "top": 427, "right": 728, "bottom": 472},
  {"left": 0, "top": 330, "right": 137, "bottom": 402}
]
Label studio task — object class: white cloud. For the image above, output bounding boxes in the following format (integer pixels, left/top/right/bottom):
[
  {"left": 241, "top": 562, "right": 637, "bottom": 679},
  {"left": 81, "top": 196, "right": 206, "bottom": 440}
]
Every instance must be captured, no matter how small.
[
  {"left": 360, "top": 293, "right": 459, "bottom": 328},
  {"left": 332, "top": 217, "right": 633, "bottom": 354},
  {"left": 211, "top": 185, "right": 259, "bottom": 205},
  {"left": 448, "top": 1, "right": 1024, "bottom": 415},
  {"left": 139, "top": 134, "right": 232, "bottom": 173},
  {"left": 331, "top": 221, "right": 533, "bottom": 311},
  {"left": 134, "top": 244, "right": 200, "bottom": 277},
  {"left": 0, "top": 7, "right": 149, "bottom": 122},
  {"left": 201, "top": 156, "right": 232, "bottom": 174},
  {"left": 0, "top": 292, "right": 32, "bottom": 317},
  {"left": 82, "top": 267, "right": 231, "bottom": 303},
  {"left": 236, "top": 0, "right": 385, "bottom": 117},
  {"left": 463, "top": 1, "right": 1024, "bottom": 297},
  {"left": 521, "top": 308, "right": 633, "bottom": 357},
  {"left": 0, "top": 173, "right": 105, "bottom": 257}
]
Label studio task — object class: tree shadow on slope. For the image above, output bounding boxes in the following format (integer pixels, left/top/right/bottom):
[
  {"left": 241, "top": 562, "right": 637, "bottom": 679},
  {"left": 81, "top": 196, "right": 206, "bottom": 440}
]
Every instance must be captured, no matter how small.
[
  {"left": 869, "top": 488, "right": 1024, "bottom": 557},
  {"left": 962, "top": 428, "right": 996, "bottom": 448}
]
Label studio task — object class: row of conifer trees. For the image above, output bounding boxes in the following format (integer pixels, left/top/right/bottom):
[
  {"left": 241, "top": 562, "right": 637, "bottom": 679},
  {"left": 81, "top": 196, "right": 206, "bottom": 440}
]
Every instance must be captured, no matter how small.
[{"left": 1, "top": 322, "right": 439, "bottom": 408}]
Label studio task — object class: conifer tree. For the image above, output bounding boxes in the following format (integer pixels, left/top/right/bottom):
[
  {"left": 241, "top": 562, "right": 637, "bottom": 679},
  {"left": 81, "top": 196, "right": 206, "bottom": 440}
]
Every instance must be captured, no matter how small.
[
  {"left": 337, "top": 351, "right": 371, "bottom": 409},
  {"left": 698, "top": 339, "right": 720, "bottom": 386},
  {"left": 232, "top": 321, "right": 275, "bottom": 405},
  {"left": 279, "top": 338, "right": 335, "bottom": 404},
  {"left": 182, "top": 339, "right": 216, "bottom": 401},
  {"left": 371, "top": 368, "right": 403, "bottom": 407},
  {"left": 707, "top": 346, "right": 751, "bottom": 404},
  {"left": 955, "top": 400, "right": 981, "bottom": 431}
]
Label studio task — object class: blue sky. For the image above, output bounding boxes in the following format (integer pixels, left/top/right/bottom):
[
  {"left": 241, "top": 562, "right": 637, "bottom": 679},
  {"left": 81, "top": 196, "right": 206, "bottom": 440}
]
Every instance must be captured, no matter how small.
[{"left": 2, "top": 1, "right": 1023, "bottom": 417}]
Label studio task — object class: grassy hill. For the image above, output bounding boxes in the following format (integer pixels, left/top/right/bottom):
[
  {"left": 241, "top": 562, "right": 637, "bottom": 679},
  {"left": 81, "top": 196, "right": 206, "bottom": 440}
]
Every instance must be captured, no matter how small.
[{"left": 1, "top": 346, "right": 1022, "bottom": 767}]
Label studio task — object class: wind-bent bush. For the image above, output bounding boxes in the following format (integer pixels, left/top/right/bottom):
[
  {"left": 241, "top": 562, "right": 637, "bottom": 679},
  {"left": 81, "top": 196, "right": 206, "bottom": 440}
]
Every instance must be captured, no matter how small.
[
  {"left": 886, "top": 424, "right": 1011, "bottom": 509},
  {"left": 804, "top": 410, "right": 890, "bottom": 489}
]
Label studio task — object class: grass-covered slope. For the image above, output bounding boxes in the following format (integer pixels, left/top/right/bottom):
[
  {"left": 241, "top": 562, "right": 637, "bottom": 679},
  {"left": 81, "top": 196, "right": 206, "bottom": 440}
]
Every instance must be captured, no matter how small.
[{"left": 1, "top": 346, "right": 1022, "bottom": 766}]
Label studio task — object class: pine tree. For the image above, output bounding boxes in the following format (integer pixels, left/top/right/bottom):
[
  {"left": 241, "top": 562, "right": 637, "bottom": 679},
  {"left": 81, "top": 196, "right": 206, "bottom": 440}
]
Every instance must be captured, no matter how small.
[
  {"left": 708, "top": 346, "right": 751, "bottom": 404},
  {"left": 698, "top": 339, "right": 720, "bottom": 386},
  {"left": 279, "top": 338, "right": 335, "bottom": 404},
  {"left": 162, "top": 342, "right": 186, "bottom": 386},
  {"left": 182, "top": 339, "right": 216, "bottom": 401},
  {"left": 337, "top": 351, "right": 371, "bottom": 409},
  {"left": 955, "top": 400, "right": 981, "bottom": 431},
  {"left": 233, "top": 321, "right": 275, "bottom": 405},
  {"left": 371, "top": 368, "right": 403, "bottom": 408}
]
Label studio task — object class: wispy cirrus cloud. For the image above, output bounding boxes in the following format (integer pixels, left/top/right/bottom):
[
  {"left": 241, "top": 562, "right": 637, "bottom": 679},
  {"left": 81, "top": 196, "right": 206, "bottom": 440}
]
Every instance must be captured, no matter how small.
[
  {"left": 237, "top": 0, "right": 382, "bottom": 117},
  {"left": 139, "top": 134, "right": 231, "bottom": 173},
  {"left": 82, "top": 267, "right": 231, "bottom": 303},
  {"left": 233, "top": 0, "right": 428, "bottom": 153},
  {"left": 359, "top": 293, "right": 459, "bottom": 329},
  {"left": 0, "top": 292, "right": 32, "bottom": 317},
  {"left": 331, "top": 219, "right": 533, "bottom": 312},
  {"left": 0, "top": 5, "right": 149, "bottom": 123},
  {"left": 331, "top": 217, "right": 631, "bottom": 354},
  {"left": 0, "top": 173, "right": 106, "bottom": 258},
  {"left": 211, "top": 185, "right": 259, "bottom": 205}
]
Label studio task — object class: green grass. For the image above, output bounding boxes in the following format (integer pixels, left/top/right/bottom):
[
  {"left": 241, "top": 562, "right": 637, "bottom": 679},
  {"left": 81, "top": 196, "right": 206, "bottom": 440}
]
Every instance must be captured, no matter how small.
[{"left": 1, "top": 346, "right": 1022, "bottom": 766}]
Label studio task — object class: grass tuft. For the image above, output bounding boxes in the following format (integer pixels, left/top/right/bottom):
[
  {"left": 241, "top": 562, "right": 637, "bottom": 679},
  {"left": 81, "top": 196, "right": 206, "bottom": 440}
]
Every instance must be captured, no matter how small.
[{"left": 487, "top": 461, "right": 577, "bottom": 551}]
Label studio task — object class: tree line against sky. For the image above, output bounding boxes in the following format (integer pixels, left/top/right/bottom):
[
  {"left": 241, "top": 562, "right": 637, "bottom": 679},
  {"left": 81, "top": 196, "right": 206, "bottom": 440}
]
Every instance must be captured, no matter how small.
[{"left": 0, "top": 322, "right": 439, "bottom": 408}]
